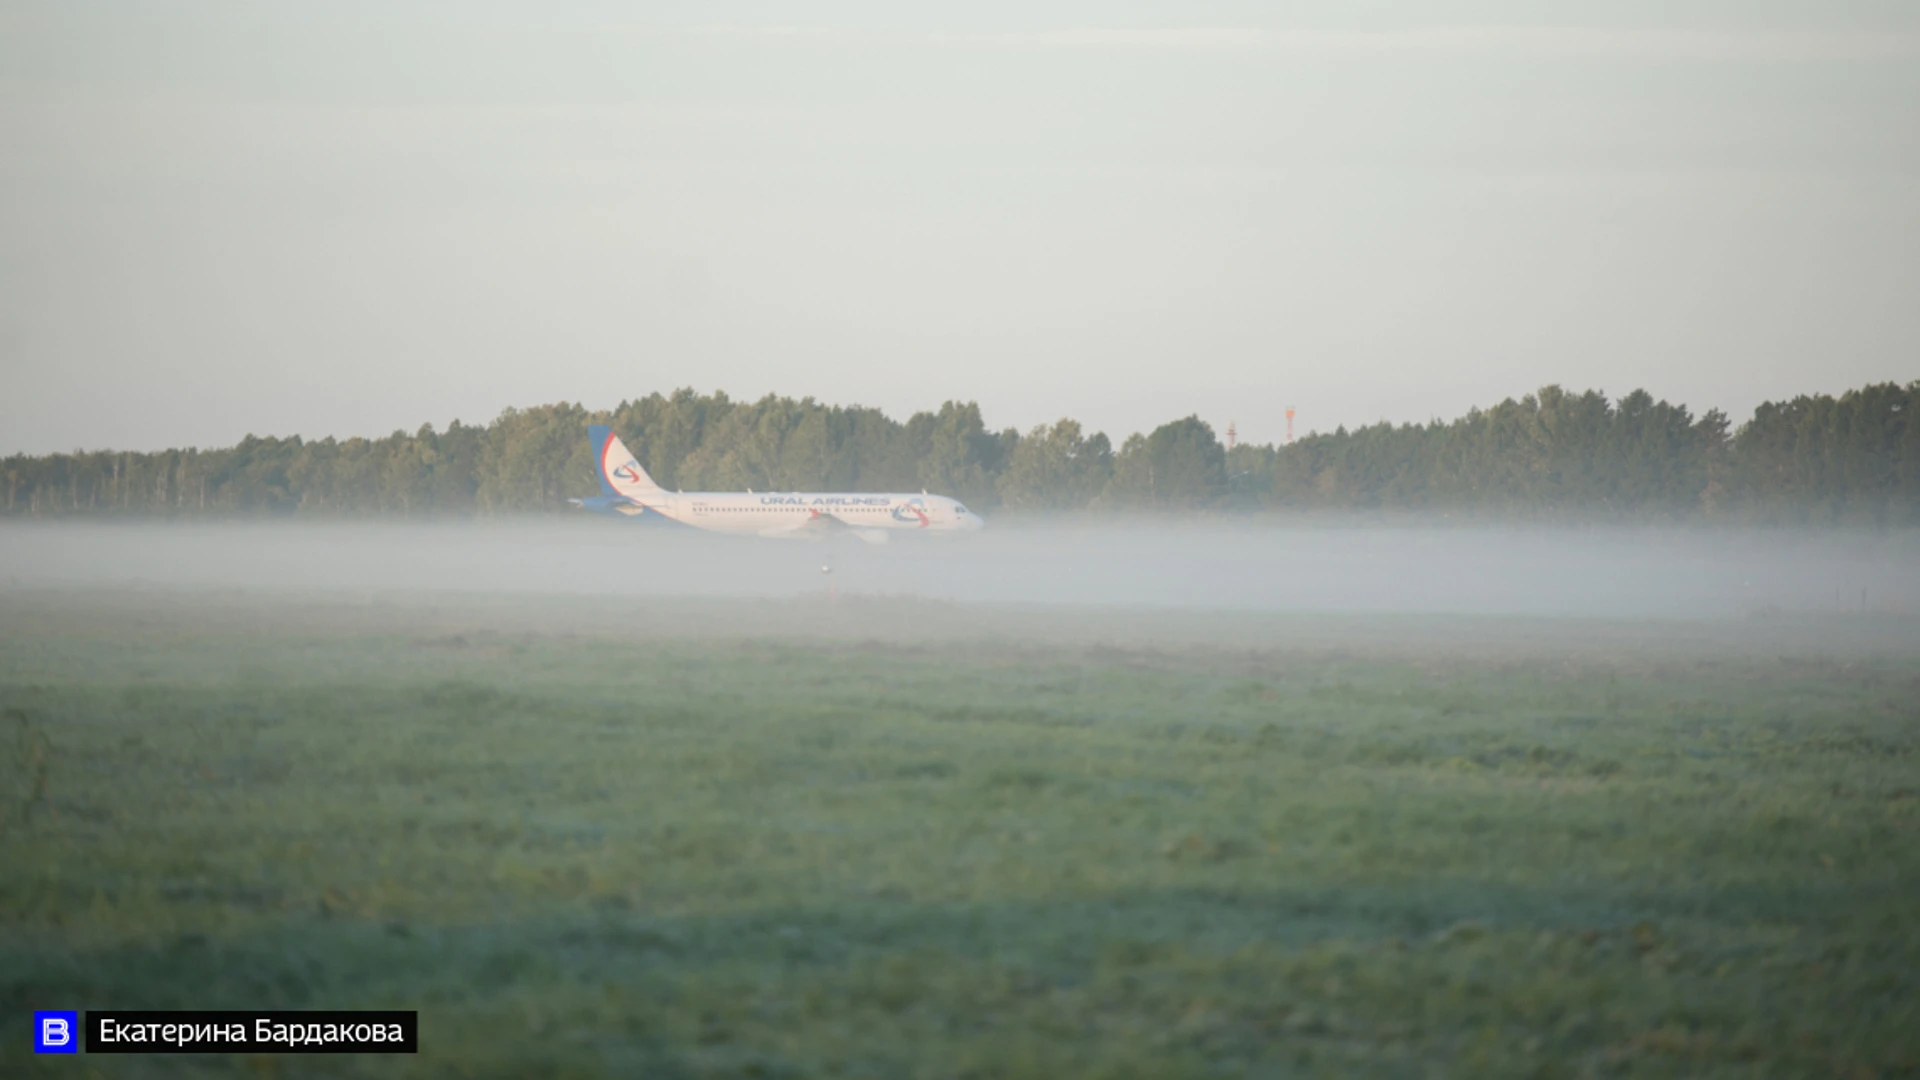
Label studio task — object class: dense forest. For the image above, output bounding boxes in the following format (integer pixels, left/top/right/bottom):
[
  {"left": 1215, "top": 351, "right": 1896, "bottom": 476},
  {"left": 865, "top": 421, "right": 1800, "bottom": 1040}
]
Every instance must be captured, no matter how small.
[{"left": 4, "top": 382, "right": 1916, "bottom": 523}]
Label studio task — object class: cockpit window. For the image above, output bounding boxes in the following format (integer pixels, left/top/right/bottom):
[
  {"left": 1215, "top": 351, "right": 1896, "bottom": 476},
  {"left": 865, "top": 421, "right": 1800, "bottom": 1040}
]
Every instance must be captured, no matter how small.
[{"left": 954, "top": 504, "right": 969, "bottom": 513}]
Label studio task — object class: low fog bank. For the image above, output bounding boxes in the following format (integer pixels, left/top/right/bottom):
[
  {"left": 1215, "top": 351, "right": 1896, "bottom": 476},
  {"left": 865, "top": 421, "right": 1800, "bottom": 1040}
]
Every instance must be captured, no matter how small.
[{"left": 4, "top": 520, "right": 1917, "bottom": 623}]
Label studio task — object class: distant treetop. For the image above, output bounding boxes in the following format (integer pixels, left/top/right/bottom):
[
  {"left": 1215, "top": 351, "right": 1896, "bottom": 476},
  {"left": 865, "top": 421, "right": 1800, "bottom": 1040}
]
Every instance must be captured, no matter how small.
[{"left": 4, "top": 381, "right": 1916, "bottom": 524}]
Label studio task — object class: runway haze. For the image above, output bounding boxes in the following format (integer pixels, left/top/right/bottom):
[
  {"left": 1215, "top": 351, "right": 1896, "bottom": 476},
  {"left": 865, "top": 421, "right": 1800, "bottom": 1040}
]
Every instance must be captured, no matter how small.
[{"left": 4, "top": 520, "right": 1916, "bottom": 620}]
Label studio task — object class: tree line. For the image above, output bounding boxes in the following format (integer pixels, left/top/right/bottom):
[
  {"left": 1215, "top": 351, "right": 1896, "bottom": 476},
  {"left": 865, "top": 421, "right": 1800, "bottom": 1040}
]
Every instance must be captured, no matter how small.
[{"left": 4, "top": 382, "right": 1916, "bottom": 523}]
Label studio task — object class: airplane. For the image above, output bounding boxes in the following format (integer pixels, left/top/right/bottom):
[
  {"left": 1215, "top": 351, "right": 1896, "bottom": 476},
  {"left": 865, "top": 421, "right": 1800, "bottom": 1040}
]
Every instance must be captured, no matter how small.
[{"left": 570, "top": 424, "right": 985, "bottom": 543}]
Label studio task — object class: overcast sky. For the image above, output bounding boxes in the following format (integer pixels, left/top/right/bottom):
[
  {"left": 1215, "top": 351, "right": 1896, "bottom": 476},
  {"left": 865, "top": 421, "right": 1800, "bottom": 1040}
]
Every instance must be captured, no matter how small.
[{"left": 3, "top": 1, "right": 1916, "bottom": 454}]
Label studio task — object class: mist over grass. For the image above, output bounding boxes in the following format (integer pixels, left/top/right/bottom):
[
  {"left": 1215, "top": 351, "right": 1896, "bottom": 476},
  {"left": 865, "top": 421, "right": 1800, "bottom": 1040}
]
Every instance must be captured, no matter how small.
[
  {"left": 2, "top": 590, "right": 1917, "bottom": 1077},
  {"left": 3, "top": 524, "right": 1917, "bottom": 1075},
  {"left": 3, "top": 519, "right": 1919, "bottom": 620}
]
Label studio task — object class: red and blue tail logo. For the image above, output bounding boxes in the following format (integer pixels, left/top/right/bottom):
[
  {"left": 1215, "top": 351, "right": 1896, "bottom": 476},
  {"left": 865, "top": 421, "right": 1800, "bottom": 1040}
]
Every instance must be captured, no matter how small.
[{"left": 588, "top": 424, "right": 623, "bottom": 497}]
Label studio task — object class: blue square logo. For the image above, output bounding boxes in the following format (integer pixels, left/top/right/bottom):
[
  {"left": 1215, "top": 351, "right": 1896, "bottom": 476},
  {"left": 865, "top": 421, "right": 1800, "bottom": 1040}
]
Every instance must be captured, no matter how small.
[{"left": 35, "top": 1011, "right": 79, "bottom": 1054}]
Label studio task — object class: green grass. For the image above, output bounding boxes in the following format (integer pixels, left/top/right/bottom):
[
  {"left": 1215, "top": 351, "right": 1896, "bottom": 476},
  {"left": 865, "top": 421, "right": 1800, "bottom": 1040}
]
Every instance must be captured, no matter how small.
[{"left": 2, "top": 591, "right": 1917, "bottom": 1078}]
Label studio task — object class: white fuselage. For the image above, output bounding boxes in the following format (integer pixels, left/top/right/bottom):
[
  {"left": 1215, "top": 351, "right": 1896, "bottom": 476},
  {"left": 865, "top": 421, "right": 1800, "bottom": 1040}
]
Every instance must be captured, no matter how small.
[{"left": 624, "top": 490, "right": 984, "bottom": 536}]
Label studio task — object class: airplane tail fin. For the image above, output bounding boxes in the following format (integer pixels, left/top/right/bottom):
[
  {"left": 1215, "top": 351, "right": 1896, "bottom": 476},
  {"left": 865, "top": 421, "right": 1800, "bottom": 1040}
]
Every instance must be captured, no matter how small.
[{"left": 589, "top": 424, "right": 665, "bottom": 501}]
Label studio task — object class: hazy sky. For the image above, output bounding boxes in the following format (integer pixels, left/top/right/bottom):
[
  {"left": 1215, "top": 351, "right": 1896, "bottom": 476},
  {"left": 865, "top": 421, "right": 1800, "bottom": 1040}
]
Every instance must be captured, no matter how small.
[{"left": 3, "top": 1, "right": 1916, "bottom": 454}]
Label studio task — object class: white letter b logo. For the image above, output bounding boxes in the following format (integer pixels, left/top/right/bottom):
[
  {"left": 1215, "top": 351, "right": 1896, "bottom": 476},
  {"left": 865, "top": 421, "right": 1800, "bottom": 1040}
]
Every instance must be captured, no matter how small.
[{"left": 34, "top": 1010, "right": 78, "bottom": 1054}]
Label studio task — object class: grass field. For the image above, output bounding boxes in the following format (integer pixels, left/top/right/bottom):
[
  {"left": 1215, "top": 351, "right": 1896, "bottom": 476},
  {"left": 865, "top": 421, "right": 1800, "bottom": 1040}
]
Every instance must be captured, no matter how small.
[{"left": 2, "top": 590, "right": 1917, "bottom": 1078}]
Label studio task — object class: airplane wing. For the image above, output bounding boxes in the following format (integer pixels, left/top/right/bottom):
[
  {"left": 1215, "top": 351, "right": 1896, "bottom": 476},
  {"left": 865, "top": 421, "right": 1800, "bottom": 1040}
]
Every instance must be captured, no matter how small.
[
  {"left": 758, "top": 510, "right": 889, "bottom": 544},
  {"left": 568, "top": 496, "right": 651, "bottom": 518}
]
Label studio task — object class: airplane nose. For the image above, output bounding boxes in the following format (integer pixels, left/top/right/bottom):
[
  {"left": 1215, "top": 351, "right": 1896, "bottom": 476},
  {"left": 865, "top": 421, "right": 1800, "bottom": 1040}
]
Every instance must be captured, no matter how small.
[{"left": 965, "top": 512, "right": 985, "bottom": 530}]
